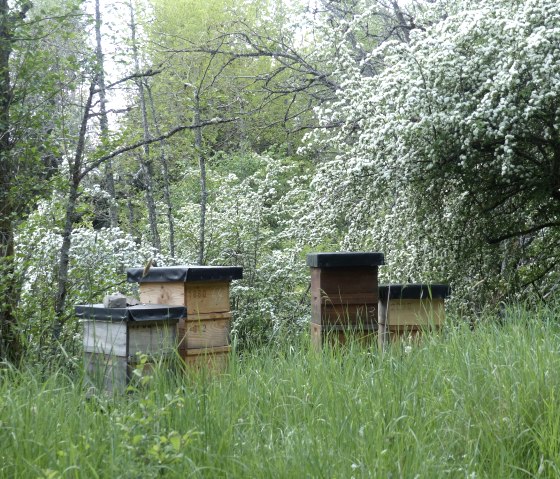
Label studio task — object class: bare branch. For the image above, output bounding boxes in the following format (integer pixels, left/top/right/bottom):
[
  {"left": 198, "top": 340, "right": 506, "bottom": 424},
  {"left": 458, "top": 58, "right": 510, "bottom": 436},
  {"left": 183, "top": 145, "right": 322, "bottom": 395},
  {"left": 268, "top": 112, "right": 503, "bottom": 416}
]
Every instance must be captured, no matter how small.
[
  {"left": 81, "top": 116, "right": 239, "bottom": 178},
  {"left": 487, "top": 222, "right": 560, "bottom": 245},
  {"left": 101, "top": 69, "right": 162, "bottom": 92}
]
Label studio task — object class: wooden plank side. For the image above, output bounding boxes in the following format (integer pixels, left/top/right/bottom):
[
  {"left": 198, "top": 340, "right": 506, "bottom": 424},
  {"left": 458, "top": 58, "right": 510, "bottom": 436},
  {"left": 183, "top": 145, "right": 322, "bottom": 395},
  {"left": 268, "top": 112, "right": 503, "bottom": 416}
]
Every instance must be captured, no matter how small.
[
  {"left": 180, "top": 345, "right": 231, "bottom": 373},
  {"left": 317, "top": 292, "right": 378, "bottom": 305},
  {"left": 185, "top": 311, "right": 232, "bottom": 321},
  {"left": 387, "top": 299, "right": 445, "bottom": 327},
  {"left": 310, "top": 323, "right": 377, "bottom": 349},
  {"left": 185, "top": 281, "right": 230, "bottom": 314},
  {"left": 179, "top": 318, "right": 230, "bottom": 349},
  {"left": 128, "top": 323, "right": 177, "bottom": 356},
  {"left": 139, "top": 282, "right": 185, "bottom": 305},
  {"left": 378, "top": 299, "right": 389, "bottom": 351},
  {"left": 181, "top": 351, "right": 229, "bottom": 372},
  {"left": 316, "top": 267, "right": 378, "bottom": 295},
  {"left": 312, "top": 292, "right": 378, "bottom": 315},
  {"left": 315, "top": 303, "right": 378, "bottom": 326},
  {"left": 310, "top": 322, "right": 322, "bottom": 350},
  {"left": 84, "top": 353, "right": 164, "bottom": 393},
  {"left": 184, "top": 345, "right": 231, "bottom": 356},
  {"left": 83, "top": 321, "right": 127, "bottom": 356},
  {"left": 84, "top": 353, "right": 128, "bottom": 394}
]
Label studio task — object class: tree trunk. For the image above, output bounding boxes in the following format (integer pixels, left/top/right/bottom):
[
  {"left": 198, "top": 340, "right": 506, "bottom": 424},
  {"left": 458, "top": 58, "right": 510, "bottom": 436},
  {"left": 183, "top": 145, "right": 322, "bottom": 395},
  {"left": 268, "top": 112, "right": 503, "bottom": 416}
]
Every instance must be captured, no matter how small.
[
  {"left": 95, "top": 0, "right": 118, "bottom": 228},
  {"left": 146, "top": 83, "right": 175, "bottom": 258},
  {"left": 194, "top": 90, "right": 206, "bottom": 265},
  {"left": 53, "top": 82, "right": 96, "bottom": 338},
  {"left": 0, "top": 0, "right": 21, "bottom": 361},
  {"left": 129, "top": 0, "right": 161, "bottom": 251},
  {"left": 391, "top": 1, "right": 411, "bottom": 43},
  {"left": 127, "top": 178, "right": 136, "bottom": 238}
]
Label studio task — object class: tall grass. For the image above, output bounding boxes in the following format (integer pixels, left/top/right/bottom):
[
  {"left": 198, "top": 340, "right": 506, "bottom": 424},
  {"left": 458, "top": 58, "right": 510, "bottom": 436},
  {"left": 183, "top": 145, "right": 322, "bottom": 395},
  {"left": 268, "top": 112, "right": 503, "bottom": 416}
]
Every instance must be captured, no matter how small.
[{"left": 2, "top": 304, "right": 560, "bottom": 478}]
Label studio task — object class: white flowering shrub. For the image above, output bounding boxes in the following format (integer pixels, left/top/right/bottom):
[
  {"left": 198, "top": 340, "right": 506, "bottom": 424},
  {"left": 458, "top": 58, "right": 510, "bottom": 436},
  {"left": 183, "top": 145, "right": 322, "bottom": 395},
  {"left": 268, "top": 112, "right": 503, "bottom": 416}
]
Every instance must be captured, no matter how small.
[
  {"left": 14, "top": 193, "right": 174, "bottom": 358},
  {"left": 172, "top": 153, "right": 313, "bottom": 347},
  {"left": 304, "top": 0, "right": 560, "bottom": 311}
]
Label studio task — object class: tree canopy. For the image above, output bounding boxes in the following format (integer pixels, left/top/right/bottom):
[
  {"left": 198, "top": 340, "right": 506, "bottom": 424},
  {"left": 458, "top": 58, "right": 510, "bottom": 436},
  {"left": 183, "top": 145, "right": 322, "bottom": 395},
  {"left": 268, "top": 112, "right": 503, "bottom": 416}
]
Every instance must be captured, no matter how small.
[{"left": 306, "top": 0, "right": 560, "bottom": 306}]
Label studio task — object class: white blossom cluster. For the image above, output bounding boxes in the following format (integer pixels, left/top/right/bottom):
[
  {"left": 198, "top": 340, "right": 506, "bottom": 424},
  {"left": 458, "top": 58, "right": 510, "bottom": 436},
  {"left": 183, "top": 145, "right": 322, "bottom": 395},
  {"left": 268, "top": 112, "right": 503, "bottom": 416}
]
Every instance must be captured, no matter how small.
[
  {"left": 171, "top": 153, "right": 312, "bottom": 343},
  {"left": 303, "top": 0, "right": 560, "bottom": 308}
]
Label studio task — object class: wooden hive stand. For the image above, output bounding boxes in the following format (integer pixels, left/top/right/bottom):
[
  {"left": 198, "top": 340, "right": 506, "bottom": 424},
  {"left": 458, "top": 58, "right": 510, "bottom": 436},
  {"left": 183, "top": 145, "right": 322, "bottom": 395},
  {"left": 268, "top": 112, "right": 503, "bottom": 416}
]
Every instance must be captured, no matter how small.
[
  {"left": 378, "top": 284, "right": 451, "bottom": 349},
  {"left": 77, "top": 304, "right": 184, "bottom": 393},
  {"left": 307, "top": 252, "right": 385, "bottom": 349},
  {"left": 127, "top": 266, "right": 243, "bottom": 371}
]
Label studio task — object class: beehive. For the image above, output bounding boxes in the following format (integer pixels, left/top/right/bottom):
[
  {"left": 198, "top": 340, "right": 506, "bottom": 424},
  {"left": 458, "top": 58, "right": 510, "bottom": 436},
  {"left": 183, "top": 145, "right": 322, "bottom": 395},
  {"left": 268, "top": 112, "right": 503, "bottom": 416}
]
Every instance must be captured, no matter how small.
[
  {"left": 127, "top": 266, "right": 243, "bottom": 369},
  {"left": 307, "top": 252, "right": 384, "bottom": 348},
  {"left": 77, "top": 304, "right": 184, "bottom": 392},
  {"left": 378, "top": 284, "right": 451, "bottom": 349}
]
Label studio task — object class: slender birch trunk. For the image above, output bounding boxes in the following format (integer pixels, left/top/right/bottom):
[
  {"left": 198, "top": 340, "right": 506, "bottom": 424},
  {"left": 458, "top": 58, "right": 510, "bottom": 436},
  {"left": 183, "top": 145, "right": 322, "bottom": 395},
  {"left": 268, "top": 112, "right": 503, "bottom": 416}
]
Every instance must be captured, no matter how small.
[
  {"left": 53, "top": 82, "right": 96, "bottom": 338},
  {"left": 146, "top": 83, "right": 175, "bottom": 258},
  {"left": 95, "top": 0, "right": 118, "bottom": 227},
  {"left": 129, "top": 0, "right": 161, "bottom": 251},
  {"left": 194, "top": 89, "right": 206, "bottom": 265}
]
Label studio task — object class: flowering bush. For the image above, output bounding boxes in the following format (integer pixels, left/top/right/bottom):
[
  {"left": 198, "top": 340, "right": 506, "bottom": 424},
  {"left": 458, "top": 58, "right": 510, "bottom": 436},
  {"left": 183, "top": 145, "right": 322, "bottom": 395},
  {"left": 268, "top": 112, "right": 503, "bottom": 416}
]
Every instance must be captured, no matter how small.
[{"left": 304, "top": 0, "right": 560, "bottom": 310}]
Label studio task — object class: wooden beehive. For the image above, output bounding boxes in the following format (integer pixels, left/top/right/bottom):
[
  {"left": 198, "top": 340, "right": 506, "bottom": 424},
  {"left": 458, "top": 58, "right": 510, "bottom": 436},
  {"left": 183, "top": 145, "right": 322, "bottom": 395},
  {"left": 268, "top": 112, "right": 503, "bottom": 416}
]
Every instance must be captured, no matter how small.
[
  {"left": 127, "top": 266, "right": 243, "bottom": 370},
  {"left": 77, "top": 304, "right": 184, "bottom": 393},
  {"left": 378, "top": 284, "right": 451, "bottom": 349},
  {"left": 307, "top": 252, "right": 384, "bottom": 349}
]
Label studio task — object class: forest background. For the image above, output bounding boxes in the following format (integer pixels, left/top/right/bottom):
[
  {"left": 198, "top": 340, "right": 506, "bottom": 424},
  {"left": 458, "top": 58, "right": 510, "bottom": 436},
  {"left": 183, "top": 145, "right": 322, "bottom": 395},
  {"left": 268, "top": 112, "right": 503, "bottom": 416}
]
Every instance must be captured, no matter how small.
[{"left": 1, "top": 0, "right": 559, "bottom": 363}]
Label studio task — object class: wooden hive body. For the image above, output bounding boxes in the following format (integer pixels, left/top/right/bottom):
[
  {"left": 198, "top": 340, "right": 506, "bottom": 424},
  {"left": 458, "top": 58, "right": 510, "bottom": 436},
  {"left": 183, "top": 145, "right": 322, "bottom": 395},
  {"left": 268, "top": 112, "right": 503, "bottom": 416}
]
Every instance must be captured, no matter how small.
[
  {"left": 127, "top": 266, "right": 243, "bottom": 371},
  {"left": 307, "top": 252, "right": 384, "bottom": 349},
  {"left": 138, "top": 281, "right": 231, "bottom": 315},
  {"left": 378, "top": 284, "right": 451, "bottom": 348},
  {"left": 78, "top": 304, "right": 183, "bottom": 393}
]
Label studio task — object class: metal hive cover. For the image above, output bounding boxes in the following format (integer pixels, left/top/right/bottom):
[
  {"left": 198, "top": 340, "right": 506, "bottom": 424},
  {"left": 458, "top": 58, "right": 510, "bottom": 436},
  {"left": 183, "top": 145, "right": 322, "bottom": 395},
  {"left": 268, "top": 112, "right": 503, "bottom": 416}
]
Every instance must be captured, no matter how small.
[
  {"left": 126, "top": 265, "right": 243, "bottom": 283},
  {"left": 378, "top": 284, "right": 451, "bottom": 300},
  {"left": 75, "top": 304, "right": 186, "bottom": 322},
  {"left": 306, "top": 252, "right": 385, "bottom": 268}
]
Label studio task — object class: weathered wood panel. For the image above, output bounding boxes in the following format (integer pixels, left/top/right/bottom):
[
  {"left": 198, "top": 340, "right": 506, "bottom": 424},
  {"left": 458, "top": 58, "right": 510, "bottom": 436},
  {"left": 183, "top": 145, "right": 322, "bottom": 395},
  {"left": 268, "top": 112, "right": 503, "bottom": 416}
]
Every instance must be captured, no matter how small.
[
  {"left": 312, "top": 303, "right": 378, "bottom": 326},
  {"left": 180, "top": 345, "right": 231, "bottom": 372},
  {"left": 184, "top": 281, "right": 230, "bottom": 314},
  {"left": 377, "top": 299, "right": 389, "bottom": 350},
  {"left": 378, "top": 298, "right": 445, "bottom": 348},
  {"left": 385, "top": 299, "right": 445, "bottom": 327},
  {"left": 84, "top": 353, "right": 157, "bottom": 394},
  {"left": 311, "top": 323, "right": 377, "bottom": 349},
  {"left": 139, "top": 282, "right": 185, "bottom": 305},
  {"left": 84, "top": 352, "right": 128, "bottom": 394},
  {"left": 309, "top": 260, "right": 380, "bottom": 349},
  {"left": 178, "top": 315, "right": 231, "bottom": 350},
  {"left": 310, "top": 267, "right": 378, "bottom": 325},
  {"left": 83, "top": 321, "right": 127, "bottom": 356},
  {"left": 128, "top": 323, "right": 177, "bottom": 355},
  {"left": 139, "top": 281, "right": 231, "bottom": 315},
  {"left": 311, "top": 267, "right": 378, "bottom": 295}
]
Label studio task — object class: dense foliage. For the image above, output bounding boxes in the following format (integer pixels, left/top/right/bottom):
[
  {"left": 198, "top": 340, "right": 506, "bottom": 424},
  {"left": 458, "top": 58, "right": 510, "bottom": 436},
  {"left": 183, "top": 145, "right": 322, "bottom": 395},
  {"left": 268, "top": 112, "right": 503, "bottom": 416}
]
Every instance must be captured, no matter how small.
[
  {"left": 0, "top": 0, "right": 559, "bottom": 359},
  {"left": 305, "top": 0, "right": 560, "bottom": 311}
]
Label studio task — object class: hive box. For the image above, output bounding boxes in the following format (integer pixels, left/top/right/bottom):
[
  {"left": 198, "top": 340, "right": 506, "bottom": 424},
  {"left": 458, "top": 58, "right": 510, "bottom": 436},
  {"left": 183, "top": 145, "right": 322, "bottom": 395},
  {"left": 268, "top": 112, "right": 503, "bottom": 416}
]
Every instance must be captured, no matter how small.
[
  {"left": 378, "top": 284, "right": 451, "bottom": 348},
  {"left": 307, "top": 252, "right": 385, "bottom": 348},
  {"left": 127, "top": 266, "right": 243, "bottom": 368},
  {"left": 77, "top": 304, "right": 185, "bottom": 392}
]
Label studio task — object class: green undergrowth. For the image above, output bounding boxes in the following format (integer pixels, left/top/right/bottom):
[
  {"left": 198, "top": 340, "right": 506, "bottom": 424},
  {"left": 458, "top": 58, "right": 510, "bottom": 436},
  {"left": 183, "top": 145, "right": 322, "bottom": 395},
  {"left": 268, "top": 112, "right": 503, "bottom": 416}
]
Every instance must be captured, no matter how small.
[{"left": 2, "top": 305, "right": 560, "bottom": 478}]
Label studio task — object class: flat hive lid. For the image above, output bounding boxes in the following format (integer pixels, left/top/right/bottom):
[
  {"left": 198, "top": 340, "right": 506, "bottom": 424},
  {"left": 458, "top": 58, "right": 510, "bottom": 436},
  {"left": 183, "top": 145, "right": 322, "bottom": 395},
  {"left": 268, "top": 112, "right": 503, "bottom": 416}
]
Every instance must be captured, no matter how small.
[
  {"left": 127, "top": 265, "right": 243, "bottom": 283},
  {"left": 306, "top": 252, "right": 385, "bottom": 268},
  {"left": 379, "top": 284, "right": 451, "bottom": 300},
  {"left": 75, "top": 304, "right": 186, "bottom": 322}
]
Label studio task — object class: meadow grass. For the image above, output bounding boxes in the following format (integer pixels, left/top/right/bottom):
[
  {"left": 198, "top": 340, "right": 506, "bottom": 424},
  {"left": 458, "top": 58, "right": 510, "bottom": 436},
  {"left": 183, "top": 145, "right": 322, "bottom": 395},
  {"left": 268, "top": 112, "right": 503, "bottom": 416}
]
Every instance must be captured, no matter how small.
[{"left": 2, "top": 304, "right": 560, "bottom": 478}]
